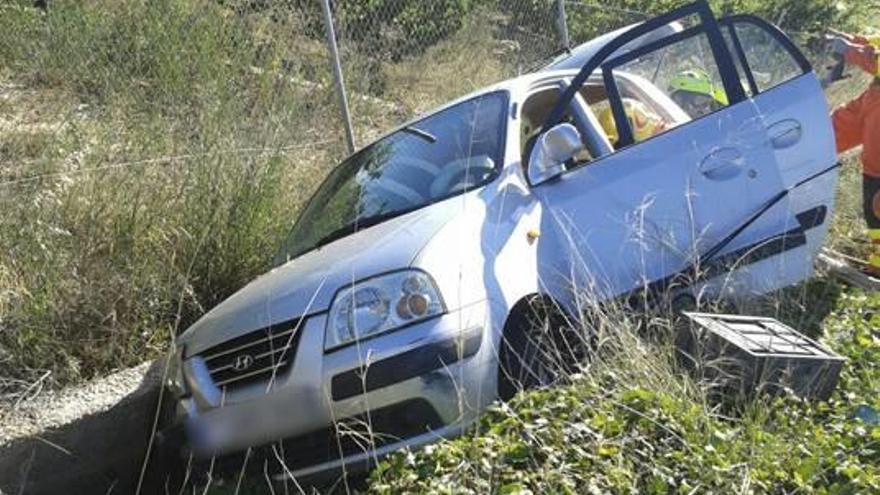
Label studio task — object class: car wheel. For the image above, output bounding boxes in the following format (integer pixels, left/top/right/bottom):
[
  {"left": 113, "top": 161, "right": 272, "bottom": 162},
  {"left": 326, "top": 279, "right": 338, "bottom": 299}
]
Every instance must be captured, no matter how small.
[{"left": 497, "top": 297, "right": 585, "bottom": 401}]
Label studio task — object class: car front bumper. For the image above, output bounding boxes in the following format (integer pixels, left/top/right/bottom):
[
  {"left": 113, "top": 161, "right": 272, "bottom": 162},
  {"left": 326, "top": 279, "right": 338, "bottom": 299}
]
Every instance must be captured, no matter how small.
[{"left": 170, "top": 299, "right": 497, "bottom": 478}]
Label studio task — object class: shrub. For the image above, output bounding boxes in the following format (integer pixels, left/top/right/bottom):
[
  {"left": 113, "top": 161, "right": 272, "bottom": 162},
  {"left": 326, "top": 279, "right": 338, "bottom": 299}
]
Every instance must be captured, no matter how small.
[
  {"left": 0, "top": 0, "right": 345, "bottom": 388},
  {"left": 368, "top": 288, "right": 880, "bottom": 493},
  {"left": 501, "top": 0, "right": 866, "bottom": 49},
  {"left": 222, "top": 0, "right": 475, "bottom": 61},
  {"left": 340, "top": 0, "right": 473, "bottom": 61}
]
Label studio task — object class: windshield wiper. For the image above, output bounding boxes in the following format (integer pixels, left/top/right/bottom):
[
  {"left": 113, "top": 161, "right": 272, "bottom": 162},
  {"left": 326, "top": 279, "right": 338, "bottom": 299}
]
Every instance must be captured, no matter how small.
[{"left": 402, "top": 126, "right": 437, "bottom": 143}]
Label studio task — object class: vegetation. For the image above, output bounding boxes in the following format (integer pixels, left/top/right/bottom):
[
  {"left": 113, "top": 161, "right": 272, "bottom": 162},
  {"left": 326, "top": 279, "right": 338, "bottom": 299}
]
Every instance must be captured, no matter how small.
[
  {"left": 0, "top": 0, "right": 877, "bottom": 492},
  {"left": 0, "top": 0, "right": 514, "bottom": 390},
  {"left": 369, "top": 287, "right": 879, "bottom": 493},
  {"left": 0, "top": 0, "right": 349, "bottom": 390}
]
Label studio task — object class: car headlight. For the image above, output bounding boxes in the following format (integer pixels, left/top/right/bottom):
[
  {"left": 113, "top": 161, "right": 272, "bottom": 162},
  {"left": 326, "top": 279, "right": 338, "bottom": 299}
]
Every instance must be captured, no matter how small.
[{"left": 326, "top": 270, "right": 445, "bottom": 350}]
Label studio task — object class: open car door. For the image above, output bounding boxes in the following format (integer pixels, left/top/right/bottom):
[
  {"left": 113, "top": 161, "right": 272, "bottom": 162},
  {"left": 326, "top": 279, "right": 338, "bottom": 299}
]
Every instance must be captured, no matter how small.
[
  {"left": 532, "top": 0, "right": 834, "bottom": 306},
  {"left": 718, "top": 14, "right": 839, "bottom": 286}
]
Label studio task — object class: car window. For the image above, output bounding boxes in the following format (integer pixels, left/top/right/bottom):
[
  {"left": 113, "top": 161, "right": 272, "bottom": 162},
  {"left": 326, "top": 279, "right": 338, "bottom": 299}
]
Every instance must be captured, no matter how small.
[
  {"left": 729, "top": 21, "right": 805, "bottom": 93},
  {"left": 722, "top": 29, "right": 755, "bottom": 97},
  {"left": 601, "top": 31, "right": 731, "bottom": 149},
  {"left": 277, "top": 92, "right": 507, "bottom": 262},
  {"left": 520, "top": 87, "right": 594, "bottom": 167},
  {"left": 580, "top": 78, "right": 681, "bottom": 151}
]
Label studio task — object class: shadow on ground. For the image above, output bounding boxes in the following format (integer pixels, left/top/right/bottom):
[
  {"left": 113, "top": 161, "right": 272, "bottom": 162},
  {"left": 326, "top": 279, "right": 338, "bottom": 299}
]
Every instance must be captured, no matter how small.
[
  {"left": 0, "top": 361, "right": 367, "bottom": 494},
  {"left": 0, "top": 362, "right": 175, "bottom": 495}
]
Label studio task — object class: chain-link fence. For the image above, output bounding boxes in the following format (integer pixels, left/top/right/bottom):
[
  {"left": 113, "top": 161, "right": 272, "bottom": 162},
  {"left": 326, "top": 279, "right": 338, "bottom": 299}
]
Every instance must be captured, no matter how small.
[
  {"left": 332, "top": 1, "right": 565, "bottom": 88},
  {"left": 308, "top": 0, "right": 864, "bottom": 155},
  {"left": 317, "top": 0, "right": 647, "bottom": 152},
  {"left": 212, "top": 0, "right": 576, "bottom": 152},
  {"left": 328, "top": 0, "right": 569, "bottom": 147}
]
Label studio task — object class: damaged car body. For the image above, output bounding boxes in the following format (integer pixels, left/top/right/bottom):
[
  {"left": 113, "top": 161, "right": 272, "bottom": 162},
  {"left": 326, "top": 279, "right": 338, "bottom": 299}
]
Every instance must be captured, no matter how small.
[{"left": 165, "top": 1, "right": 839, "bottom": 479}]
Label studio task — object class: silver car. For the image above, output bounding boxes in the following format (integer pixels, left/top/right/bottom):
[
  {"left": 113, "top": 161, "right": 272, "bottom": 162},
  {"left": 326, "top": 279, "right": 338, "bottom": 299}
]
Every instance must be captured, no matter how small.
[{"left": 165, "top": 2, "right": 839, "bottom": 479}]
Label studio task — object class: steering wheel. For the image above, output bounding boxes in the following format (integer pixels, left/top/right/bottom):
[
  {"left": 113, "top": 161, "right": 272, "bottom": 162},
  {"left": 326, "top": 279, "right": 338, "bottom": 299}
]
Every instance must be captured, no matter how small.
[{"left": 429, "top": 156, "right": 496, "bottom": 198}]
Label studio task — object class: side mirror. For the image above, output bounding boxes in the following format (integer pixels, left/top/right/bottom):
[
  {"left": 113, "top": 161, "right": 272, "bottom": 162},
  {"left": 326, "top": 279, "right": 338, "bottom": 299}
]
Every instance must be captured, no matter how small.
[{"left": 527, "top": 123, "right": 584, "bottom": 185}]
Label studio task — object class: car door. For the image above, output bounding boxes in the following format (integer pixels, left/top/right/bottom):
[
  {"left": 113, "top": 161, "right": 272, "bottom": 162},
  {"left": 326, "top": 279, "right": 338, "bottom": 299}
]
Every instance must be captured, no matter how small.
[
  {"left": 719, "top": 15, "right": 839, "bottom": 291},
  {"left": 533, "top": 1, "right": 795, "bottom": 306}
]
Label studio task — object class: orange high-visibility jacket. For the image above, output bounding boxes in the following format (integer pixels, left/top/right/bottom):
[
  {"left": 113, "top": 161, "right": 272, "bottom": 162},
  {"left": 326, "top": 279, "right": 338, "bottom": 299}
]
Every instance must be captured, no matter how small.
[
  {"left": 832, "top": 35, "right": 880, "bottom": 178},
  {"left": 845, "top": 35, "right": 880, "bottom": 76}
]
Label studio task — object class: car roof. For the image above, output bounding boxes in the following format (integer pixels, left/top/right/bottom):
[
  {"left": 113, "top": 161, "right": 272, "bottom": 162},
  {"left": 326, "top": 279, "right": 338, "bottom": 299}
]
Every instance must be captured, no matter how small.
[{"left": 542, "top": 21, "right": 683, "bottom": 71}]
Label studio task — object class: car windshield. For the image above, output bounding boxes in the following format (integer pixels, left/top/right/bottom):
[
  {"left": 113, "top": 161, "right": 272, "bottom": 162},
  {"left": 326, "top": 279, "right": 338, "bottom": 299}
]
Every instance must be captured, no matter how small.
[{"left": 277, "top": 91, "right": 508, "bottom": 263}]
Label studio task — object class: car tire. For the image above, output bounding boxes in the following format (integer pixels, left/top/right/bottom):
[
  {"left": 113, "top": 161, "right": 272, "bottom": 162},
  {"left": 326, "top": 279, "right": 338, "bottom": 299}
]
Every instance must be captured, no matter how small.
[{"left": 497, "top": 296, "right": 585, "bottom": 401}]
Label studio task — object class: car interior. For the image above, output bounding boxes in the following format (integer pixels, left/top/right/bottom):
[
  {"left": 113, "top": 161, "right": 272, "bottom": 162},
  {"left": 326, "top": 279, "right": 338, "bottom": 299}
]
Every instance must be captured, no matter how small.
[{"left": 519, "top": 72, "right": 697, "bottom": 175}]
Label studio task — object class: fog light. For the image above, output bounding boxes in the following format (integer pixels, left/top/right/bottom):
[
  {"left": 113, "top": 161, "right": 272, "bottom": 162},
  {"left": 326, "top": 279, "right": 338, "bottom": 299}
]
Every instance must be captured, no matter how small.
[{"left": 397, "top": 293, "right": 430, "bottom": 319}]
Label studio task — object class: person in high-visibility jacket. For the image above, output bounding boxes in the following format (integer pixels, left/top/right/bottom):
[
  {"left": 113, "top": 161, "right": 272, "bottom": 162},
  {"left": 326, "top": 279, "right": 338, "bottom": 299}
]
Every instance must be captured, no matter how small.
[
  {"left": 598, "top": 97, "right": 667, "bottom": 147},
  {"left": 829, "top": 31, "right": 880, "bottom": 275},
  {"left": 667, "top": 69, "right": 729, "bottom": 117}
]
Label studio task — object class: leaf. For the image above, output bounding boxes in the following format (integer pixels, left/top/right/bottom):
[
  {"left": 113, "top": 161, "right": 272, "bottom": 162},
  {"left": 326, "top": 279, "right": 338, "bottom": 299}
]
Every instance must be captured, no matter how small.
[
  {"left": 598, "top": 444, "right": 620, "bottom": 457},
  {"left": 499, "top": 483, "right": 532, "bottom": 495}
]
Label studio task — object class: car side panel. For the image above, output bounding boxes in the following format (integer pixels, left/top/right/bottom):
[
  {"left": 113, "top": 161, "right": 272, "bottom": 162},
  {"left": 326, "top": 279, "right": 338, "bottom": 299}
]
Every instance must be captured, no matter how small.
[
  {"left": 711, "top": 74, "right": 838, "bottom": 296},
  {"left": 751, "top": 74, "right": 837, "bottom": 196}
]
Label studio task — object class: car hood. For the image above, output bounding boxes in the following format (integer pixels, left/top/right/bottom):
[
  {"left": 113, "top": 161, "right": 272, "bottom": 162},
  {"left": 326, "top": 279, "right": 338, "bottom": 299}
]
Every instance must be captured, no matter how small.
[{"left": 178, "top": 203, "right": 458, "bottom": 356}]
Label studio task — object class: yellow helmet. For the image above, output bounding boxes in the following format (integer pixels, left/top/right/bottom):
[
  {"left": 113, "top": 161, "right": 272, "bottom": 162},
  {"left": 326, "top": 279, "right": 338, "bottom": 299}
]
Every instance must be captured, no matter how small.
[
  {"left": 668, "top": 69, "right": 729, "bottom": 106},
  {"left": 598, "top": 98, "right": 667, "bottom": 145},
  {"left": 668, "top": 69, "right": 728, "bottom": 116}
]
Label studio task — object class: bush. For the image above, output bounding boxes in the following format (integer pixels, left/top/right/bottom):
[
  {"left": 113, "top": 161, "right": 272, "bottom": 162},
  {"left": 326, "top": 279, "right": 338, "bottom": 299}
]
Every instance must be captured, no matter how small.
[
  {"left": 224, "top": 0, "right": 475, "bottom": 61},
  {"left": 368, "top": 288, "right": 880, "bottom": 493},
  {"left": 504, "top": 0, "right": 866, "bottom": 50},
  {"left": 340, "top": 0, "right": 473, "bottom": 61},
  {"left": 0, "top": 0, "right": 345, "bottom": 388}
]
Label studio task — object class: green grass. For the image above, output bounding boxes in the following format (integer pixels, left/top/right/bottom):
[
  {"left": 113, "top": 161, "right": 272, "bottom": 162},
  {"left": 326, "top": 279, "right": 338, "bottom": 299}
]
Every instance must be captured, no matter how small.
[{"left": 369, "top": 286, "right": 879, "bottom": 493}]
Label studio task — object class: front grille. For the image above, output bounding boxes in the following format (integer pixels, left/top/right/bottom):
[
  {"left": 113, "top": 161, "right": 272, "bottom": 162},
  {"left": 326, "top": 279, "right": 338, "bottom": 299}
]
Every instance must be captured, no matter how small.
[{"left": 198, "top": 317, "right": 304, "bottom": 389}]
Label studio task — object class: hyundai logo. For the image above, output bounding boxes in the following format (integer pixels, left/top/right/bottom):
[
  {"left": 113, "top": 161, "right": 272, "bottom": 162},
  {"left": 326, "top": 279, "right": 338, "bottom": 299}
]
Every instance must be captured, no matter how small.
[{"left": 232, "top": 354, "right": 255, "bottom": 372}]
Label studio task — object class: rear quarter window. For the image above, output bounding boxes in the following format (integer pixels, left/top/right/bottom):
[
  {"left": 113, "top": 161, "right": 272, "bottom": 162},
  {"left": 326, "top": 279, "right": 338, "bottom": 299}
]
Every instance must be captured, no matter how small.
[{"left": 729, "top": 21, "right": 806, "bottom": 93}]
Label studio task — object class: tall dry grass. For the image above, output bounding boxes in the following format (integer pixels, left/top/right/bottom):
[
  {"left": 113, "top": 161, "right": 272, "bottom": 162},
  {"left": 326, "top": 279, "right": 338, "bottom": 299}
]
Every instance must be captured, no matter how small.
[{"left": 0, "top": 0, "right": 349, "bottom": 391}]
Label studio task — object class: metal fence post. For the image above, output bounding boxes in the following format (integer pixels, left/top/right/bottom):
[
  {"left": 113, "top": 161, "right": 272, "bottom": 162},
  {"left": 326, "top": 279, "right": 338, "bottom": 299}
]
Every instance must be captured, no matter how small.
[
  {"left": 320, "top": 0, "right": 356, "bottom": 155},
  {"left": 556, "top": 0, "right": 570, "bottom": 50}
]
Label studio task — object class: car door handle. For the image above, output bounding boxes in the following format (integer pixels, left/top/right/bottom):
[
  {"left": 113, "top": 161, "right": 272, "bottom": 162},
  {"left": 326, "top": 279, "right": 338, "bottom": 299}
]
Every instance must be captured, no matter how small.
[
  {"left": 699, "top": 147, "right": 744, "bottom": 181},
  {"left": 768, "top": 119, "right": 802, "bottom": 149}
]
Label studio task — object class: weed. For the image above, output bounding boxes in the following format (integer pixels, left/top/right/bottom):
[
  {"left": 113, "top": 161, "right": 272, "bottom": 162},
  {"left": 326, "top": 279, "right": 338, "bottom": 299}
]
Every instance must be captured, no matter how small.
[
  {"left": 370, "top": 285, "right": 879, "bottom": 493},
  {"left": 0, "top": 0, "right": 346, "bottom": 389}
]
